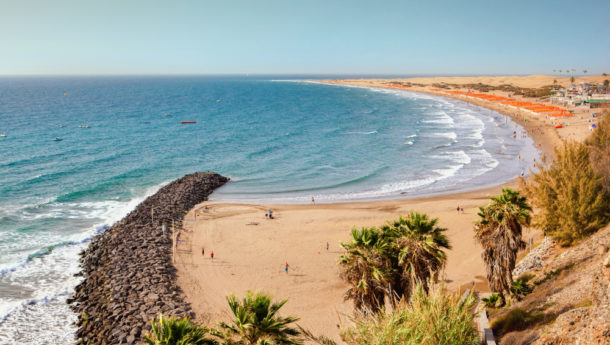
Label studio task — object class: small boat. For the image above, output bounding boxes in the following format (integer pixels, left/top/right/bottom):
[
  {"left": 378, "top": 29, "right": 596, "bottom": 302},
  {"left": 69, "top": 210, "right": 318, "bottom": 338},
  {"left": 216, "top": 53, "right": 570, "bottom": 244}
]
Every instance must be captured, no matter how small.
[
  {"left": 181, "top": 121, "right": 197, "bottom": 124},
  {"left": 53, "top": 137, "right": 63, "bottom": 141},
  {"left": 0, "top": 133, "right": 6, "bottom": 137},
  {"left": 79, "top": 124, "right": 90, "bottom": 128}
]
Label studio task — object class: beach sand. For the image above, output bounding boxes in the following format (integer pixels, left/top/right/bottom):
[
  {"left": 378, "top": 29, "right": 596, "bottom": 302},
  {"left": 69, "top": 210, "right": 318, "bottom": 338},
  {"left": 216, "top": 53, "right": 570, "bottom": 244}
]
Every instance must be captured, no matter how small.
[
  {"left": 175, "top": 75, "right": 598, "bottom": 342},
  {"left": 175, "top": 184, "right": 542, "bottom": 342}
]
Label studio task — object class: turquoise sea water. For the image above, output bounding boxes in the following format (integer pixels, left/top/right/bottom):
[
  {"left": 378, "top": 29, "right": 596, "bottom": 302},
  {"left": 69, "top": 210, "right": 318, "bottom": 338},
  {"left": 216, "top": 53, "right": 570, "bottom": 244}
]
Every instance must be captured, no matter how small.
[{"left": 0, "top": 77, "right": 537, "bottom": 343}]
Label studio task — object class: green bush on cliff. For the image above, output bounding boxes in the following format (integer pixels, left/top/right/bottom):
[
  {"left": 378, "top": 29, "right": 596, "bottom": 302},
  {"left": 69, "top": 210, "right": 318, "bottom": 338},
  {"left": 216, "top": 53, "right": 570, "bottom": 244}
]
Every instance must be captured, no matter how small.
[
  {"left": 340, "top": 283, "right": 479, "bottom": 345},
  {"left": 585, "top": 111, "right": 610, "bottom": 195},
  {"left": 521, "top": 141, "right": 610, "bottom": 245}
]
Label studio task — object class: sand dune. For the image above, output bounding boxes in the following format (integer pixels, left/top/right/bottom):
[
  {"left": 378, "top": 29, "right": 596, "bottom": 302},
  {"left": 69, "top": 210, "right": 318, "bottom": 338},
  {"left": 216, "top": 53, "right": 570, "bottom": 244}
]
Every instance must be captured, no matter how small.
[{"left": 326, "top": 75, "right": 608, "bottom": 89}]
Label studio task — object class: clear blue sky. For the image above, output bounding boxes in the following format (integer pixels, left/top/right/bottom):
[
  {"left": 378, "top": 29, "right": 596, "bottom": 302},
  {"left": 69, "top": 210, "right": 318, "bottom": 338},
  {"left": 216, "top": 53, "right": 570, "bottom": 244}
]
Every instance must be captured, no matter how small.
[{"left": 1, "top": 0, "right": 609, "bottom": 75}]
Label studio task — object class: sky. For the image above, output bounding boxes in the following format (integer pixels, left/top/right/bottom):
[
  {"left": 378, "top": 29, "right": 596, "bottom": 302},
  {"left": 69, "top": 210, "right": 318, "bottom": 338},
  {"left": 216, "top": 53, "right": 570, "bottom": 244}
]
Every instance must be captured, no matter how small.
[{"left": 1, "top": 0, "right": 609, "bottom": 76}]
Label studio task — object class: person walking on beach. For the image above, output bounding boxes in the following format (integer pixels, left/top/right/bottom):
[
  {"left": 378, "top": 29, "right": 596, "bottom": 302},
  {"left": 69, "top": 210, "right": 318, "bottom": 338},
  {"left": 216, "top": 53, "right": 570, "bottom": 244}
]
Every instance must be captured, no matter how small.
[
  {"left": 457, "top": 205, "right": 460, "bottom": 213},
  {"left": 210, "top": 251, "right": 214, "bottom": 260},
  {"left": 311, "top": 196, "right": 315, "bottom": 205},
  {"left": 326, "top": 242, "right": 329, "bottom": 251},
  {"left": 285, "top": 262, "right": 289, "bottom": 274},
  {"left": 201, "top": 247, "right": 205, "bottom": 256}
]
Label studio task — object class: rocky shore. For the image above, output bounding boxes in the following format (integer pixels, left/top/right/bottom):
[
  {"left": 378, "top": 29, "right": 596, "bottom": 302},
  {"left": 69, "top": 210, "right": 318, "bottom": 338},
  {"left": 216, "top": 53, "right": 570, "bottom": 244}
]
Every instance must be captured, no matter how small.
[{"left": 68, "top": 172, "right": 229, "bottom": 344}]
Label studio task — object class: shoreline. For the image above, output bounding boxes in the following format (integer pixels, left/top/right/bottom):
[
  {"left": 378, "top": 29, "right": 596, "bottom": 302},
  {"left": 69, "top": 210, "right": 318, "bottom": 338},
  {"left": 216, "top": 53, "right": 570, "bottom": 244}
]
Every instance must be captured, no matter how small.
[
  {"left": 174, "top": 78, "right": 584, "bottom": 342},
  {"left": 314, "top": 79, "right": 560, "bottom": 159},
  {"left": 209, "top": 79, "right": 546, "bottom": 205}
]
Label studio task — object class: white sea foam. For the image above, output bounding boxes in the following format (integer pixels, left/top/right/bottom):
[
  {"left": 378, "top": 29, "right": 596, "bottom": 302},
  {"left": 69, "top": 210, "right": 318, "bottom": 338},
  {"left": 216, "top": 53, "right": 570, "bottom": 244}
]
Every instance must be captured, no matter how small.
[
  {"left": 428, "top": 132, "right": 458, "bottom": 140},
  {"left": 422, "top": 118, "right": 455, "bottom": 125},
  {"left": 343, "top": 130, "right": 377, "bottom": 135},
  {"left": 0, "top": 181, "right": 170, "bottom": 343},
  {"left": 471, "top": 149, "right": 499, "bottom": 169},
  {"left": 432, "top": 164, "right": 463, "bottom": 179},
  {"left": 421, "top": 111, "right": 455, "bottom": 126}
]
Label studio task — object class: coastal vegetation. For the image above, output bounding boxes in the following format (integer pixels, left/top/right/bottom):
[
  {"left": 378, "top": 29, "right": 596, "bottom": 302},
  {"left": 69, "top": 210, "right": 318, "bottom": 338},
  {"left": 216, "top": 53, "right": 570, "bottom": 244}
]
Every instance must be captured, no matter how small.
[
  {"left": 340, "top": 283, "right": 479, "bottom": 345},
  {"left": 144, "top": 285, "right": 482, "bottom": 345},
  {"left": 585, "top": 112, "right": 610, "bottom": 194},
  {"left": 431, "top": 82, "right": 554, "bottom": 97},
  {"left": 217, "top": 291, "right": 302, "bottom": 345},
  {"left": 146, "top": 292, "right": 303, "bottom": 345},
  {"left": 145, "top": 315, "right": 217, "bottom": 345},
  {"left": 339, "top": 212, "right": 450, "bottom": 312},
  {"left": 481, "top": 293, "right": 502, "bottom": 308},
  {"left": 474, "top": 188, "right": 531, "bottom": 304},
  {"left": 521, "top": 129, "right": 610, "bottom": 245}
]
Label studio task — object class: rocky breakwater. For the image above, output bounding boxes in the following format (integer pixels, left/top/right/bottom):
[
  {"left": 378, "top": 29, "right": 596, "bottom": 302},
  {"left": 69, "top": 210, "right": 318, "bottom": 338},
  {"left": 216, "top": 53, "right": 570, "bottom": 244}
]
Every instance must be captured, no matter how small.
[{"left": 69, "top": 172, "right": 229, "bottom": 344}]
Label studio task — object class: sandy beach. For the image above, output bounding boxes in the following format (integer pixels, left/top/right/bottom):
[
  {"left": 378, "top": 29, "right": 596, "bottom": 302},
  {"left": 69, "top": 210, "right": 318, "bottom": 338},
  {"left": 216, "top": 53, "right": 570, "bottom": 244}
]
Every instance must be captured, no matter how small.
[{"left": 174, "top": 76, "right": 598, "bottom": 342}]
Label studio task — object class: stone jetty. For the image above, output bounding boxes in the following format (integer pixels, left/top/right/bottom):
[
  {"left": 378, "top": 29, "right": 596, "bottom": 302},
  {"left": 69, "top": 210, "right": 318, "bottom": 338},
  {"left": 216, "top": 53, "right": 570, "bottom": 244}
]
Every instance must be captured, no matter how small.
[{"left": 69, "top": 172, "right": 229, "bottom": 344}]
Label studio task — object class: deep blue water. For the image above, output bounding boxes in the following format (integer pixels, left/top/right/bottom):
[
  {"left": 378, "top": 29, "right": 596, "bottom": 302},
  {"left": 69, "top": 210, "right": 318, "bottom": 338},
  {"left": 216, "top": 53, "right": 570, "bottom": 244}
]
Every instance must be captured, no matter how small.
[{"left": 0, "top": 76, "right": 537, "bottom": 343}]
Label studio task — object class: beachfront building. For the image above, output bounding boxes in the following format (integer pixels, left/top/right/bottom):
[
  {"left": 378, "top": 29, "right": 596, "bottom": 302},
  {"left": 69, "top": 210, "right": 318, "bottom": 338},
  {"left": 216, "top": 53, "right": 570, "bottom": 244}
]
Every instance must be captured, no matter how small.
[{"left": 551, "top": 83, "right": 609, "bottom": 108}]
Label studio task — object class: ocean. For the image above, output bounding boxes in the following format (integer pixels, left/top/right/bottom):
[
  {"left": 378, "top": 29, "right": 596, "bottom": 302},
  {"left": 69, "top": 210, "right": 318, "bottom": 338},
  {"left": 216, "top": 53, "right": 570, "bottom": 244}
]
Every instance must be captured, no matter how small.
[{"left": 0, "top": 76, "right": 537, "bottom": 343}]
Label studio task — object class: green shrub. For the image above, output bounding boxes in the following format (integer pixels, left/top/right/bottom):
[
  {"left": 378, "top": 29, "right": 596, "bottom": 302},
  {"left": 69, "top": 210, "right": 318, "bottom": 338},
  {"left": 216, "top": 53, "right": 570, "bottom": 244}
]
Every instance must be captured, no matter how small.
[
  {"left": 341, "top": 283, "right": 479, "bottom": 345},
  {"left": 510, "top": 279, "right": 532, "bottom": 298},
  {"left": 482, "top": 293, "right": 502, "bottom": 308},
  {"left": 521, "top": 141, "right": 610, "bottom": 245},
  {"left": 586, "top": 111, "right": 610, "bottom": 194}
]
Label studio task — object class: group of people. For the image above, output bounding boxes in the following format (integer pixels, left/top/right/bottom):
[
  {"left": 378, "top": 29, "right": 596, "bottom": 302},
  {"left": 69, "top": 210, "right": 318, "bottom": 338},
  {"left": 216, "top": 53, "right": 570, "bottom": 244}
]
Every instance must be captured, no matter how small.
[
  {"left": 456, "top": 205, "right": 464, "bottom": 214},
  {"left": 201, "top": 247, "right": 214, "bottom": 259},
  {"left": 265, "top": 209, "right": 274, "bottom": 219}
]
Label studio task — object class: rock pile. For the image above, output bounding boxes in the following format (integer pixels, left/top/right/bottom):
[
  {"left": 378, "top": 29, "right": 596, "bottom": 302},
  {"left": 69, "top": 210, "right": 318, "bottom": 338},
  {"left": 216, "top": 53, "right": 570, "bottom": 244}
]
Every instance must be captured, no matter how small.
[
  {"left": 512, "top": 237, "right": 555, "bottom": 279},
  {"left": 68, "top": 172, "right": 229, "bottom": 344}
]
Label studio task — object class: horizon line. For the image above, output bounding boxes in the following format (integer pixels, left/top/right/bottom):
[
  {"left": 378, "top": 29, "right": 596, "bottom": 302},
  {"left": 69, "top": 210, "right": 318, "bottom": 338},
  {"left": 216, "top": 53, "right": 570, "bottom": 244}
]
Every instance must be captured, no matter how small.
[{"left": 0, "top": 73, "right": 596, "bottom": 78}]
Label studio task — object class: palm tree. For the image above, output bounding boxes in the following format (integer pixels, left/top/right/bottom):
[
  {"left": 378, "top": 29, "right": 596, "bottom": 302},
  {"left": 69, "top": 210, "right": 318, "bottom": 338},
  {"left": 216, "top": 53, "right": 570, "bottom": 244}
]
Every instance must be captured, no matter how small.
[
  {"left": 393, "top": 232, "right": 448, "bottom": 300},
  {"left": 383, "top": 212, "right": 451, "bottom": 250},
  {"left": 474, "top": 188, "right": 531, "bottom": 304},
  {"left": 339, "top": 213, "right": 451, "bottom": 312},
  {"left": 145, "top": 314, "right": 218, "bottom": 345},
  {"left": 339, "top": 227, "right": 392, "bottom": 312},
  {"left": 218, "top": 291, "right": 302, "bottom": 345},
  {"left": 382, "top": 212, "right": 451, "bottom": 300}
]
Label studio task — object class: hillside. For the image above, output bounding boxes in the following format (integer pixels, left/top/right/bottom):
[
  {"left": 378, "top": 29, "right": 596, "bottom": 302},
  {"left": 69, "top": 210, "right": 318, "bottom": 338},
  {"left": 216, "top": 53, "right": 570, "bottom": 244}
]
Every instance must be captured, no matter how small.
[{"left": 491, "top": 225, "right": 610, "bottom": 344}]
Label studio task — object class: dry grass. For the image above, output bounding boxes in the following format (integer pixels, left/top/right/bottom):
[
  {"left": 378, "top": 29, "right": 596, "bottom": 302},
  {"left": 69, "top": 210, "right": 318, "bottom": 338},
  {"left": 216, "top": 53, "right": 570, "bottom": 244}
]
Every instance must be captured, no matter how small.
[{"left": 341, "top": 284, "right": 479, "bottom": 345}]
